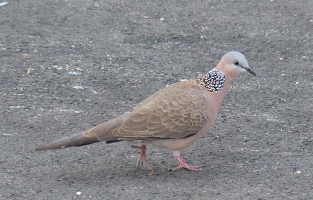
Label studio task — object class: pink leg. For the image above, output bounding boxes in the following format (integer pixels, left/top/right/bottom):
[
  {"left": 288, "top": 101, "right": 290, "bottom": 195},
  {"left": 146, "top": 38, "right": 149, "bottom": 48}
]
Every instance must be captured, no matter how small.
[
  {"left": 131, "top": 145, "right": 152, "bottom": 170},
  {"left": 172, "top": 154, "right": 202, "bottom": 171}
]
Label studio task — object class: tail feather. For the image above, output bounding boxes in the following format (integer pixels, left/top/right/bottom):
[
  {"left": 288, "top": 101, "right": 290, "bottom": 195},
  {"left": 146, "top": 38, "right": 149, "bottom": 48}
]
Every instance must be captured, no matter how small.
[
  {"left": 35, "top": 113, "right": 130, "bottom": 151},
  {"left": 35, "top": 134, "right": 99, "bottom": 151}
]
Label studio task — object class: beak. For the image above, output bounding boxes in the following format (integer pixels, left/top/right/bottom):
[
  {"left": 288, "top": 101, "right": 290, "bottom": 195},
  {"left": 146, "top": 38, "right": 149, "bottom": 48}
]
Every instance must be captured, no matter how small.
[
  {"left": 242, "top": 66, "right": 256, "bottom": 76},
  {"left": 246, "top": 68, "right": 256, "bottom": 76}
]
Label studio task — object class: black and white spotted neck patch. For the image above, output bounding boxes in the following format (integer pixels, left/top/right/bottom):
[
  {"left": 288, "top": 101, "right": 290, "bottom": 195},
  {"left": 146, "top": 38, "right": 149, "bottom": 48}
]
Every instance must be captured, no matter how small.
[{"left": 196, "top": 69, "right": 226, "bottom": 92}]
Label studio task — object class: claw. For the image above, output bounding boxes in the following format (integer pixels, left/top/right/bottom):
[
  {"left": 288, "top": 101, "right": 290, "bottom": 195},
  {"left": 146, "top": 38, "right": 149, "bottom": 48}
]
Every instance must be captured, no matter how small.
[
  {"left": 131, "top": 145, "right": 152, "bottom": 170},
  {"left": 171, "top": 154, "right": 202, "bottom": 171}
]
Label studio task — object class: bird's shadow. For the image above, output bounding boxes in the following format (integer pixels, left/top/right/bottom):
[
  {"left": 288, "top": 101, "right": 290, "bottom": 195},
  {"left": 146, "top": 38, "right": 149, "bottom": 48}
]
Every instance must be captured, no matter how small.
[
  {"left": 44, "top": 138, "right": 249, "bottom": 186},
  {"left": 52, "top": 157, "right": 231, "bottom": 188}
]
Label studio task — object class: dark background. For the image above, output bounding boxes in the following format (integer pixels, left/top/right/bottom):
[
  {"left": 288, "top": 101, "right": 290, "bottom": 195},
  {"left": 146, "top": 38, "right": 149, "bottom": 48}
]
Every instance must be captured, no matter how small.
[{"left": 0, "top": 0, "right": 312, "bottom": 199}]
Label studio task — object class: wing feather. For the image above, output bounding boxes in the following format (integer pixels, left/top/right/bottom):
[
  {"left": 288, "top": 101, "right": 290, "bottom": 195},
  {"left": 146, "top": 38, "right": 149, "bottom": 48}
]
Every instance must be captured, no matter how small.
[{"left": 99, "top": 81, "right": 211, "bottom": 140}]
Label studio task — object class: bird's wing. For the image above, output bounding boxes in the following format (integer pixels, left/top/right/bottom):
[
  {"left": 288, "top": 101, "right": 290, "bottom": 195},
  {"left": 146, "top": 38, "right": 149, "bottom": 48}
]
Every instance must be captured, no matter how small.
[{"left": 90, "top": 80, "right": 211, "bottom": 141}]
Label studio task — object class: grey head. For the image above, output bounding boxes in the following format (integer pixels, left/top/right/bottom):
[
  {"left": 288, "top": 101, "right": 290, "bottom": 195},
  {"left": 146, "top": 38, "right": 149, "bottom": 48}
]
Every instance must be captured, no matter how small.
[{"left": 221, "top": 51, "right": 256, "bottom": 76}]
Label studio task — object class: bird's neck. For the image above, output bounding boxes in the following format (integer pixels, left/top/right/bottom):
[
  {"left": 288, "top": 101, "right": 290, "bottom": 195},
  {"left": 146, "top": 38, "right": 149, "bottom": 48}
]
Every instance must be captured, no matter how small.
[
  {"left": 195, "top": 69, "right": 226, "bottom": 93},
  {"left": 196, "top": 68, "right": 235, "bottom": 112}
]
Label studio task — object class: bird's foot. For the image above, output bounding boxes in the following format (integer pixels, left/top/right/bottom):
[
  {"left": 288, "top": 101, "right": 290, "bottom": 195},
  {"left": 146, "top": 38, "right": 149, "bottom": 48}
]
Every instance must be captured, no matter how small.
[
  {"left": 171, "top": 155, "right": 202, "bottom": 171},
  {"left": 131, "top": 145, "right": 152, "bottom": 170}
]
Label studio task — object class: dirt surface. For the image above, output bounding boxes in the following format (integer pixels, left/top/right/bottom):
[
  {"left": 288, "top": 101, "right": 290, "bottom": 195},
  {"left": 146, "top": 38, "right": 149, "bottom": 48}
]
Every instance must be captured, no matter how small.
[{"left": 1, "top": 0, "right": 312, "bottom": 199}]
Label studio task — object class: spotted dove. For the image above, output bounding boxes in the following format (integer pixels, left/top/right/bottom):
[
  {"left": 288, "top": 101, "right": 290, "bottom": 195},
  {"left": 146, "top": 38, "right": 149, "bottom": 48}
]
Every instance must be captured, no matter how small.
[{"left": 36, "top": 51, "right": 256, "bottom": 171}]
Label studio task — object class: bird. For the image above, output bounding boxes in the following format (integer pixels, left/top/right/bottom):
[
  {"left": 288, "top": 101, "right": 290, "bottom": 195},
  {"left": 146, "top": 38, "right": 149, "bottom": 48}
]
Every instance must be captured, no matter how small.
[{"left": 35, "top": 51, "right": 256, "bottom": 171}]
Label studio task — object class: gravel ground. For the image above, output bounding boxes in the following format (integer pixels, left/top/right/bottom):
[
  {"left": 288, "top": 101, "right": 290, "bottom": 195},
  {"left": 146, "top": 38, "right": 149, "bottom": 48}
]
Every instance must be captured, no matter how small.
[{"left": 0, "top": 0, "right": 312, "bottom": 199}]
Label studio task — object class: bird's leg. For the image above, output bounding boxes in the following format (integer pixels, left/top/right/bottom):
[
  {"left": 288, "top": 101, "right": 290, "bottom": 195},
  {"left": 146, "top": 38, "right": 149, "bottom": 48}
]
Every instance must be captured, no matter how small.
[
  {"left": 172, "top": 153, "right": 202, "bottom": 171},
  {"left": 131, "top": 145, "right": 152, "bottom": 170}
]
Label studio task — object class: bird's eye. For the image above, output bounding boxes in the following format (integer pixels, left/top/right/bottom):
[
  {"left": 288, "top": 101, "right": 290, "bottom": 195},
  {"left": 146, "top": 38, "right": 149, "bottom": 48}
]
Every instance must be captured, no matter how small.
[{"left": 233, "top": 60, "right": 239, "bottom": 65}]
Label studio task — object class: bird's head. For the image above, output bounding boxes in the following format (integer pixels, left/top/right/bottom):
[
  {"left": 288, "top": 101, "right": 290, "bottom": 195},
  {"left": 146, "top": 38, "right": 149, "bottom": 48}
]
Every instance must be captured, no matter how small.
[{"left": 217, "top": 51, "right": 256, "bottom": 78}]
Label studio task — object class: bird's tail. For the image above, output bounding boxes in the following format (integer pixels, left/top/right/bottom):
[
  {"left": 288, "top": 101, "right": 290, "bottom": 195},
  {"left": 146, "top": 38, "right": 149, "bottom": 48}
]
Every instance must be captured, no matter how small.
[
  {"left": 35, "top": 112, "right": 131, "bottom": 151},
  {"left": 35, "top": 134, "right": 99, "bottom": 151}
]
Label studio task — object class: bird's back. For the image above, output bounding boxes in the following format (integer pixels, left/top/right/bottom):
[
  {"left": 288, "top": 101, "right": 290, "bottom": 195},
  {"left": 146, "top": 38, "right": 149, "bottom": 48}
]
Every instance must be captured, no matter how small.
[{"left": 89, "top": 80, "right": 214, "bottom": 141}]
